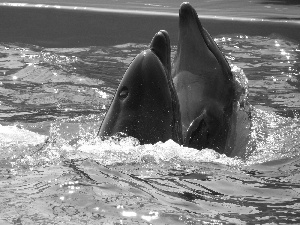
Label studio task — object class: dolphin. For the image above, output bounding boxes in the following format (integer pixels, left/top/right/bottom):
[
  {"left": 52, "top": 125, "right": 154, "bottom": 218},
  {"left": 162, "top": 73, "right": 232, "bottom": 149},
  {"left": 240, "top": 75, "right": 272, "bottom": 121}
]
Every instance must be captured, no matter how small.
[
  {"left": 172, "top": 3, "right": 236, "bottom": 154},
  {"left": 98, "top": 30, "right": 182, "bottom": 145}
]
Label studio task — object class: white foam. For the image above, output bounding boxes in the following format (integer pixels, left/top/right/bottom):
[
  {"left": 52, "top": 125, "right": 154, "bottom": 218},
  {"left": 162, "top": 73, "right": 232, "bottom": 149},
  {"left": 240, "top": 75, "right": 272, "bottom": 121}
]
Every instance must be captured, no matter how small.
[
  {"left": 77, "top": 137, "right": 244, "bottom": 166},
  {"left": 0, "top": 124, "right": 47, "bottom": 147}
]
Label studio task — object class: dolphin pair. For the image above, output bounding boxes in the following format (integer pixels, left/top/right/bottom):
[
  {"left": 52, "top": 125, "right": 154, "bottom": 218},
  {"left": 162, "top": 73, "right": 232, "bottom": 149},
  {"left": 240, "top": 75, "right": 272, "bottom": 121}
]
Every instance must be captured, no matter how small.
[{"left": 99, "top": 3, "right": 238, "bottom": 155}]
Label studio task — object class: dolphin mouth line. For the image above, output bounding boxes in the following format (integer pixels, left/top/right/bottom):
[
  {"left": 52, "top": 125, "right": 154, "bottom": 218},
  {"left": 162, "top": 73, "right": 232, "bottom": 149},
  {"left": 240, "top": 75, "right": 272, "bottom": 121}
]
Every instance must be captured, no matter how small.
[
  {"left": 179, "top": 3, "right": 212, "bottom": 56},
  {"left": 179, "top": 3, "right": 234, "bottom": 83},
  {"left": 150, "top": 30, "right": 183, "bottom": 144}
]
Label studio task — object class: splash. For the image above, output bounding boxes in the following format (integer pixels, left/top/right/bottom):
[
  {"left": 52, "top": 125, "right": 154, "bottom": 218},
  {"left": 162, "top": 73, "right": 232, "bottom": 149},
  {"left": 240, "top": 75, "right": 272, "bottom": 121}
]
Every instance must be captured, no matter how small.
[
  {"left": 0, "top": 124, "right": 47, "bottom": 158},
  {"left": 246, "top": 108, "right": 300, "bottom": 164},
  {"left": 76, "top": 134, "right": 244, "bottom": 167}
]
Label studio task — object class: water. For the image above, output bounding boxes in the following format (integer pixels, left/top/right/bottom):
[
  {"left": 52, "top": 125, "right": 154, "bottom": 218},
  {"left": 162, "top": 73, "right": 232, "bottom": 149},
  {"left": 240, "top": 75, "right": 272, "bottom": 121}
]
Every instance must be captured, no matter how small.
[{"left": 1, "top": 3, "right": 300, "bottom": 225}]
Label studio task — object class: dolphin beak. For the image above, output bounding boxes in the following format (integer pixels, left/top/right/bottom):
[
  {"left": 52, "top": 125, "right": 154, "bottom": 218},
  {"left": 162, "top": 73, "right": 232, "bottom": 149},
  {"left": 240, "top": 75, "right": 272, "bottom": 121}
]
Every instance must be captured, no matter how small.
[
  {"left": 150, "top": 30, "right": 183, "bottom": 144},
  {"left": 179, "top": 3, "right": 203, "bottom": 32},
  {"left": 179, "top": 3, "right": 196, "bottom": 21},
  {"left": 150, "top": 30, "right": 171, "bottom": 74}
]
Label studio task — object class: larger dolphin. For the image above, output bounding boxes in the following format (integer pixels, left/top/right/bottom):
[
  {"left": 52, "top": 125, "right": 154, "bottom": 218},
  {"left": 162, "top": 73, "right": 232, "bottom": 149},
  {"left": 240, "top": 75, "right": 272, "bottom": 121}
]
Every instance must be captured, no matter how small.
[
  {"left": 98, "top": 31, "right": 182, "bottom": 144},
  {"left": 172, "top": 3, "right": 237, "bottom": 154}
]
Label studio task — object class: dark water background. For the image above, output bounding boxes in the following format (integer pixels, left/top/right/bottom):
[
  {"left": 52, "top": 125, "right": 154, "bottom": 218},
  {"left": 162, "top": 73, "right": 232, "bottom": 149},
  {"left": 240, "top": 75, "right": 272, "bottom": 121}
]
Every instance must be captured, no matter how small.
[
  {"left": 0, "top": 1, "right": 300, "bottom": 224},
  {"left": 2, "top": 0, "right": 300, "bottom": 20}
]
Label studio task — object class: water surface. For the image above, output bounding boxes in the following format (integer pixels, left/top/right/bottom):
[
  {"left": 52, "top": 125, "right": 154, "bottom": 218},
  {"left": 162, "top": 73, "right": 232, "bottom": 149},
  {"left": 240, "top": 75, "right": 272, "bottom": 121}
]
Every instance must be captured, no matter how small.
[{"left": 0, "top": 1, "right": 300, "bottom": 224}]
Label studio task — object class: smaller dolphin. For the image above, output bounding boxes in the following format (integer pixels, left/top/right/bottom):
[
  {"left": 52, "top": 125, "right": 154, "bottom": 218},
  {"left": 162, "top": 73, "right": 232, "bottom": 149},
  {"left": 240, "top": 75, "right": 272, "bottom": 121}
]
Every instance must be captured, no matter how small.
[
  {"left": 172, "top": 3, "right": 236, "bottom": 154},
  {"left": 98, "top": 31, "right": 182, "bottom": 144}
]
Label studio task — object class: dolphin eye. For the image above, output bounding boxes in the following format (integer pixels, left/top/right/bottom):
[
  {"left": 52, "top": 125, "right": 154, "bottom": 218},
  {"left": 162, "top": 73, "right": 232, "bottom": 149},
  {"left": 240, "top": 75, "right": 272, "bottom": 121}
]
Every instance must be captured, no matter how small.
[{"left": 119, "top": 86, "right": 129, "bottom": 99}]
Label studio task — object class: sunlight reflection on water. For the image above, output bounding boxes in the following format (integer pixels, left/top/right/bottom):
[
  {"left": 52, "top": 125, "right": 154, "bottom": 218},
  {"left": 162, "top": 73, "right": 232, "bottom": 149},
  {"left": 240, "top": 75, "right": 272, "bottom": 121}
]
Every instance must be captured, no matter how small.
[{"left": 0, "top": 11, "right": 300, "bottom": 224}]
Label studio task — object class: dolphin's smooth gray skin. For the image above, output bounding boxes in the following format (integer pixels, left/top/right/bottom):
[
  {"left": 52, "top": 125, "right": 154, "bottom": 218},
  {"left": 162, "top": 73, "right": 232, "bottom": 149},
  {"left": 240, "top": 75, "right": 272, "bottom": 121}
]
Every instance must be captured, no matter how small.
[
  {"left": 98, "top": 31, "right": 182, "bottom": 144},
  {"left": 172, "top": 3, "right": 236, "bottom": 154}
]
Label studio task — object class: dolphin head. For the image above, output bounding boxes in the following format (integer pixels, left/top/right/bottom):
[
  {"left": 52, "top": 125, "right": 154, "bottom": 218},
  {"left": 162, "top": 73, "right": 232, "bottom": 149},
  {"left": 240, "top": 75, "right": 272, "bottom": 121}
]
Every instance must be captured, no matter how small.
[
  {"left": 172, "top": 3, "right": 235, "bottom": 153},
  {"left": 99, "top": 31, "right": 182, "bottom": 144},
  {"left": 173, "top": 3, "right": 217, "bottom": 75},
  {"left": 173, "top": 2, "right": 233, "bottom": 90}
]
